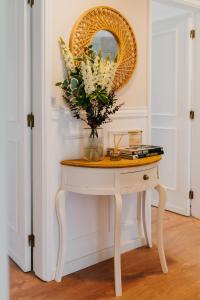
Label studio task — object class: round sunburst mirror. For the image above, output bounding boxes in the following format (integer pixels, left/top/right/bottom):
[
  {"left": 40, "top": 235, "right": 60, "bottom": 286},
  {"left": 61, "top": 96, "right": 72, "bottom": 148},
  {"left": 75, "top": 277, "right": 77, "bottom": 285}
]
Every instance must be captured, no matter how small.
[{"left": 69, "top": 6, "right": 137, "bottom": 91}]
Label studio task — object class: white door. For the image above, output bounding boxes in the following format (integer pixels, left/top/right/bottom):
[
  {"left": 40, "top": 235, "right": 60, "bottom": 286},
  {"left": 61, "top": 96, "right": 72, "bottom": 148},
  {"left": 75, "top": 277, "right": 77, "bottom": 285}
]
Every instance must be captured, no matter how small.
[
  {"left": 0, "top": 0, "right": 9, "bottom": 297},
  {"left": 7, "top": 0, "right": 32, "bottom": 271},
  {"left": 191, "top": 13, "right": 200, "bottom": 219},
  {"left": 151, "top": 15, "right": 193, "bottom": 216}
]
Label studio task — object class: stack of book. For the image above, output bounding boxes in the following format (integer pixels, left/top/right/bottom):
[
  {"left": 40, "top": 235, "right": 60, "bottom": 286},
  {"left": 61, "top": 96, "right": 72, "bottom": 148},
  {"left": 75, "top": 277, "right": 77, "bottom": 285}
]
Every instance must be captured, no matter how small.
[{"left": 107, "top": 145, "right": 164, "bottom": 160}]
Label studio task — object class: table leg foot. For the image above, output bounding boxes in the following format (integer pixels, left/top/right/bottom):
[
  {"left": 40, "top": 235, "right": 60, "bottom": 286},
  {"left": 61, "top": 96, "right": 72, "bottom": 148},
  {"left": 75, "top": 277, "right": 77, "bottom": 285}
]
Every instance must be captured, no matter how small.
[
  {"left": 55, "top": 189, "right": 67, "bottom": 282},
  {"left": 155, "top": 184, "right": 168, "bottom": 274},
  {"left": 114, "top": 193, "right": 122, "bottom": 297}
]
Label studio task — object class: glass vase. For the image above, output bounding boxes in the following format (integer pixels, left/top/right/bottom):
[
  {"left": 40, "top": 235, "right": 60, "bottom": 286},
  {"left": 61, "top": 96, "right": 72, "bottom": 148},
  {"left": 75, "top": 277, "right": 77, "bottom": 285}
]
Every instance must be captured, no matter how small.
[{"left": 83, "top": 128, "right": 104, "bottom": 161}]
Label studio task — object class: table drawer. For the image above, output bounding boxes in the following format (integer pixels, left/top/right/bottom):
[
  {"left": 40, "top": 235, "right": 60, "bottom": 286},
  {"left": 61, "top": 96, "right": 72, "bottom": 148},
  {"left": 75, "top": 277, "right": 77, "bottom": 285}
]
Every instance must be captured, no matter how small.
[{"left": 119, "top": 167, "right": 159, "bottom": 192}]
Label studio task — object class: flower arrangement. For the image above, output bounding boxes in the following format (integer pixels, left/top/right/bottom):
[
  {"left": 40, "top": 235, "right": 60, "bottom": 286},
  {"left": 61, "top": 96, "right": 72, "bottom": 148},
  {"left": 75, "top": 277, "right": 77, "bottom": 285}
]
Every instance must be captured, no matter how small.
[{"left": 56, "top": 37, "right": 124, "bottom": 160}]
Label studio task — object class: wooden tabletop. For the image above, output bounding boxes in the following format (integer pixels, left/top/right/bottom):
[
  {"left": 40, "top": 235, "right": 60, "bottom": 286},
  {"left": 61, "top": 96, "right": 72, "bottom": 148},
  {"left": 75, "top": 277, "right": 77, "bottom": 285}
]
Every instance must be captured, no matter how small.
[{"left": 61, "top": 155, "right": 162, "bottom": 168}]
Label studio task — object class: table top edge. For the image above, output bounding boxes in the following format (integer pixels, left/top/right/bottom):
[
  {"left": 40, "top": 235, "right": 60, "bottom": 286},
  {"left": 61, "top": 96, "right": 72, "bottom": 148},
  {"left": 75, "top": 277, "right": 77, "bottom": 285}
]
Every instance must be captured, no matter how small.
[{"left": 60, "top": 155, "right": 162, "bottom": 168}]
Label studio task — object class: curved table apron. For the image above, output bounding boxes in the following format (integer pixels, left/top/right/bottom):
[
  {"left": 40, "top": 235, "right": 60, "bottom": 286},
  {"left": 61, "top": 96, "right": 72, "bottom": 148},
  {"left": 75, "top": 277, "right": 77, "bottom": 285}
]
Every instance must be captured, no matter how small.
[{"left": 55, "top": 156, "right": 168, "bottom": 297}]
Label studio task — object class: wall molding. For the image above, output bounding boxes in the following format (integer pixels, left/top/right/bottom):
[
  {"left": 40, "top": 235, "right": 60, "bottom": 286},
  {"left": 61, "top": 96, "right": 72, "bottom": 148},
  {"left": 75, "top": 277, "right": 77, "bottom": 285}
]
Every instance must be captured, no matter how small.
[
  {"left": 52, "top": 106, "right": 148, "bottom": 141},
  {"left": 51, "top": 106, "right": 148, "bottom": 122},
  {"left": 112, "top": 107, "right": 148, "bottom": 119},
  {"left": 152, "top": 126, "right": 178, "bottom": 190},
  {"left": 154, "top": 0, "right": 200, "bottom": 9},
  {"left": 152, "top": 27, "right": 178, "bottom": 116}
]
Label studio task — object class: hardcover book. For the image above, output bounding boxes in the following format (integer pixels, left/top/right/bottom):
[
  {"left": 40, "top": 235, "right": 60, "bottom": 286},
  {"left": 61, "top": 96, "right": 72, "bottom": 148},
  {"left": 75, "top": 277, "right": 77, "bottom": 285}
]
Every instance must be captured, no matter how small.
[{"left": 107, "top": 145, "right": 164, "bottom": 160}]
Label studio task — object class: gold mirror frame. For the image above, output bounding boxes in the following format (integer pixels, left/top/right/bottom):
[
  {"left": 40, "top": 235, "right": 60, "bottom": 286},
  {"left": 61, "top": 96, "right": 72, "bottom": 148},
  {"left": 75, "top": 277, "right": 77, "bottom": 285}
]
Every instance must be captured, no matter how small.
[{"left": 69, "top": 6, "right": 137, "bottom": 91}]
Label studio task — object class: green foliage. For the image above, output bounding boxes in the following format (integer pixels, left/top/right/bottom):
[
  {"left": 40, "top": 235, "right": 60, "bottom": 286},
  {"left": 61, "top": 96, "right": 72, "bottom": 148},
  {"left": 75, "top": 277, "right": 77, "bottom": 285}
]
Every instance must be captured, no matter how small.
[
  {"left": 56, "top": 45, "right": 124, "bottom": 130},
  {"left": 70, "top": 78, "right": 78, "bottom": 91}
]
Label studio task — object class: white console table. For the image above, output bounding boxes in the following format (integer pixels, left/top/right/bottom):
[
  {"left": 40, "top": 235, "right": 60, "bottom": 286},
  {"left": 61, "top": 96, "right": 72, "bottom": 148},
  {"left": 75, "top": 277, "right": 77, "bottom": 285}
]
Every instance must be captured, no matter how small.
[{"left": 55, "top": 156, "right": 168, "bottom": 297}]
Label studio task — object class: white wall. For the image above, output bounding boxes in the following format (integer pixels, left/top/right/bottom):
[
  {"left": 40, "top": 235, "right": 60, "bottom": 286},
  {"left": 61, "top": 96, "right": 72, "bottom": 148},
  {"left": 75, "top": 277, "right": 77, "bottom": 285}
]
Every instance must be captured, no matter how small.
[{"left": 34, "top": 0, "right": 150, "bottom": 281}]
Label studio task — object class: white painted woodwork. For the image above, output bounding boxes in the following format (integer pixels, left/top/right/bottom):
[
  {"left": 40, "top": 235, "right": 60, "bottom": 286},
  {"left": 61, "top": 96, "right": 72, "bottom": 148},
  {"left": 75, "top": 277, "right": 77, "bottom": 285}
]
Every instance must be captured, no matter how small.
[
  {"left": 151, "top": 14, "right": 192, "bottom": 216},
  {"left": 152, "top": 1, "right": 194, "bottom": 23},
  {"left": 7, "top": 0, "right": 32, "bottom": 271},
  {"left": 190, "top": 13, "right": 200, "bottom": 219},
  {"left": 155, "top": 184, "right": 168, "bottom": 274},
  {"left": 141, "top": 191, "right": 152, "bottom": 248},
  {"left": 0, "top": 0, "right": 9, "bottom": 297},
  {"left": 157, "top": 0, "right": 200, "bottom": 10},
  {"left": 54, "top": 190, "right": 67, "bottom": 282},
  {"left": 114, "top": 192, "right": 123, "bottom": 296},
  {"left": 32, "top": 0, "right": 54, "bottom": 281},
  {"left": 55, "top": 162, "right": 168, "bottom": 296}
]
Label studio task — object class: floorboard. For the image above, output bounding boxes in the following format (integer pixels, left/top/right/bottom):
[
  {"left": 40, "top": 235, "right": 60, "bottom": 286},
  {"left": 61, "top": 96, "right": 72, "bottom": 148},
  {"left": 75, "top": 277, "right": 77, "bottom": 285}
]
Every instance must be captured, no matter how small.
[{"left": 10, "top": 208, "right": 200, "bottom": 300}]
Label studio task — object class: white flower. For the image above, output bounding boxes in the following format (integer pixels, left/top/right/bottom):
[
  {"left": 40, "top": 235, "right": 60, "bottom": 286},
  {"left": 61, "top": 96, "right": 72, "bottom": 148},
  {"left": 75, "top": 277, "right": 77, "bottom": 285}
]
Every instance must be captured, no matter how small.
[
  {"left": 97, "top": 60, "right": 106, "bottom": 87},
  {"left": 59, "top": 37, "right": 75, "bottom": 74},
  {"left": 96, "top": 59, "right": 116, "bottom": 93},
  {"left": 93, "top": 56, "right": 100, "bottom": 84},
  {"left": 104, "top": 61, "right": 117, "bottom": 93},
  {"left": 81, "top": 59, "right": 96, "bottom": 95},
  {"left": 59, "top": 37, "right": 117, "bottom": 96}
]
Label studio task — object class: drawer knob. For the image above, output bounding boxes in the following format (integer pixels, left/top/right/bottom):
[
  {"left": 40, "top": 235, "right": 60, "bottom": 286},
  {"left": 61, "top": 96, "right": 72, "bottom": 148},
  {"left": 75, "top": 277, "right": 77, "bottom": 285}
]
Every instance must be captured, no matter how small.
[{"left": 143, "top": 174, "right": 149, "bottom": 181}]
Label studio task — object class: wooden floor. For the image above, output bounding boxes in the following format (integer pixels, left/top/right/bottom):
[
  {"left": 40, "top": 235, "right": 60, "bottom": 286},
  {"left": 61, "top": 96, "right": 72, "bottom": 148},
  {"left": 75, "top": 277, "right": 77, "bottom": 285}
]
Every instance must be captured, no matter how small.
[{"left": 10, "top": 208, "right": 200, "bottom": 300}]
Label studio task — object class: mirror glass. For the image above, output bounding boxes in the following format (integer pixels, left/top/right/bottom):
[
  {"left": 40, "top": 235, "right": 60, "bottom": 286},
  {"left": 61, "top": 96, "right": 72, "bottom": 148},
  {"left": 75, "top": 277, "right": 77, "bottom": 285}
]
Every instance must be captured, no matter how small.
[{"left": 92, "top": 30, "right": 119, "bottom": 61}]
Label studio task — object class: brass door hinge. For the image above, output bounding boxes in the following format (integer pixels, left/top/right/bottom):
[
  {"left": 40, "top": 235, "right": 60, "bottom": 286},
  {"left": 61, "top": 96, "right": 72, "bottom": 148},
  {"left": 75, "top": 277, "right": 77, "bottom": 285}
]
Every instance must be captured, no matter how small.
[
  {"left": 27, "top": 113, "right": 34, "bottom": 129},
  {"left": 190, "top": 110, "right": 195, "bottom": 120},
  {"left": 28, "top": 234, "right": 35, "bottom": 248},
  {"left": 28, "top": 0, "right": 34, "bottom": 7},
  {"left": 190, "top": 29, "right": 196, "bottom": 39},
  {"left": 189, "top": 190, "right": 194, "bottom": 200}
]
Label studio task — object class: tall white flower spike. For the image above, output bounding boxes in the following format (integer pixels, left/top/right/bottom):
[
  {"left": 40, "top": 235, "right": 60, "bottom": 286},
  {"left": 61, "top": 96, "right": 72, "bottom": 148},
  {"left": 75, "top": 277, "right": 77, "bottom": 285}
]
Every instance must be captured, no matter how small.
[{"left": 59, "top": 37, "right": 75, "bottom": 75}]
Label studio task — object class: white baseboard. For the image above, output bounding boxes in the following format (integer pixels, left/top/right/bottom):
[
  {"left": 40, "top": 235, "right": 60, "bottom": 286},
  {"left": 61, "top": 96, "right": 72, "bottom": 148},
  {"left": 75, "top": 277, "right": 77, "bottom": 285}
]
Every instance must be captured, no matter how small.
[
  {"left": 151, "top": 199, "right": 190, "bottom": 216},
  {"left": 52, "top": 237, "right": 145, "bottom": 280},
  {"left": 8, "top": 249, "right": 29, "bottom": 273}
]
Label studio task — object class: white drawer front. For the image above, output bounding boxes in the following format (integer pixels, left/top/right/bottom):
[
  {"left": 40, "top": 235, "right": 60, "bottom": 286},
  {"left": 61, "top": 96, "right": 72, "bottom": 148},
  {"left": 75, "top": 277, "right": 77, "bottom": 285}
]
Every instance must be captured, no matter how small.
[
  {"left": 119, "top": 167, "right": 159, "bottom": 193},
  {"left": 62, "top": 166, "right": 115, "bottom": 195}
]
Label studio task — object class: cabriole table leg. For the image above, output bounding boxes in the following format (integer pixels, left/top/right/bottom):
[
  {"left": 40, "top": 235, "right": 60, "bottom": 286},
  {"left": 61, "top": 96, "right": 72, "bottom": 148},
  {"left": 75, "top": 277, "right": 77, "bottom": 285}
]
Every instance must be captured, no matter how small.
[
  {"left": 137, "top": 192, "right": 143, "bottom": 240},
  {"left": 137, "top": 192, "right": 152, "bottom": 248},
  {"left": 55, "top": 189, "right": 67, "bottom": 282},
  {"left": 155, "top": 184, "right": 168, "bottom": 274},
  {"left": 141, "top": 191, "right": 152, "bottom": 248},
  {"left": 114, "top": 193, "right": 122, "bottom": 297}
]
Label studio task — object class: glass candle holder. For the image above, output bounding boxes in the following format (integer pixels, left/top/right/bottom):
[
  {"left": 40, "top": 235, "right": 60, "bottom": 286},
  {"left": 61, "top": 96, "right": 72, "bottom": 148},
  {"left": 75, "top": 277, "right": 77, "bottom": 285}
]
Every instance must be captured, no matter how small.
[
  {"left": 110, "top": 149, "right": 121, "bottom": 161},
  {"left": 128, "top": 131, "right": 143, "bottom": 147}
]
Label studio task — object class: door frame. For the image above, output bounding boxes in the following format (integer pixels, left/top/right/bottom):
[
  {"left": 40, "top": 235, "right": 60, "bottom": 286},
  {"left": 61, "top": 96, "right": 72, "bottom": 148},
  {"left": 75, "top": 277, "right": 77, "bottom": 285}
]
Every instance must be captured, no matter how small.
[
  {"left": 32, "top": 0, "right": 200, "bottom": 280},
  {"left": 149, "top": 0, "right": 200, "bottom": 218},
  {"left": 0, "top": 0, "right": 9, "bottom": 297},
  {"left": 32, "top": 0, "right": 53, "bottom": 281},
  {"left": 157, "top": 0, "right": 200, "bottom": 9}
]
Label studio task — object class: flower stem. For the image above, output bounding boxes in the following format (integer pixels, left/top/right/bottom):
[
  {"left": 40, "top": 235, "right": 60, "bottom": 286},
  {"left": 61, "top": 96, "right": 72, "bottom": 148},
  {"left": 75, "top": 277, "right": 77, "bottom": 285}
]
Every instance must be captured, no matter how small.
[{"left": 90, "top": 128, "right": 98, "bottom": 139}]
